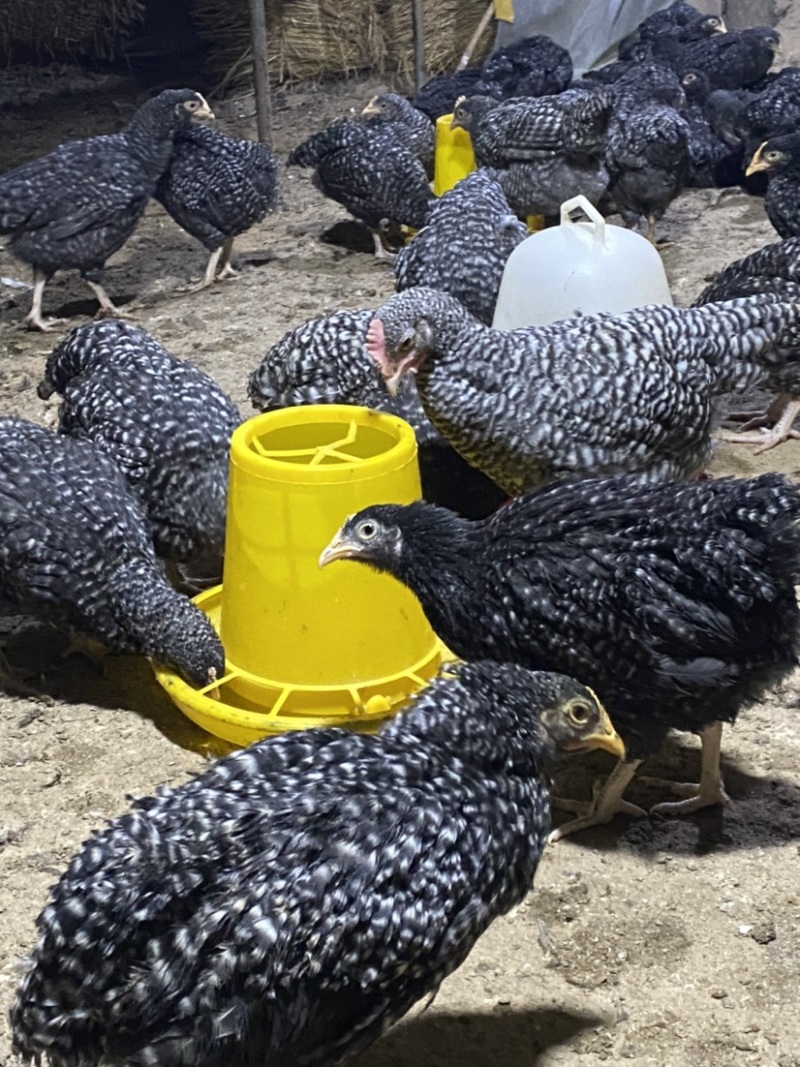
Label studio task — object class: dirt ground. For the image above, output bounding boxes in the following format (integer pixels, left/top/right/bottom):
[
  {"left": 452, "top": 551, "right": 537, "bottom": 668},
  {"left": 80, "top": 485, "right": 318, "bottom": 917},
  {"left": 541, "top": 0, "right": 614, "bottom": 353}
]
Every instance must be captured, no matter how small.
[{"left": 3, "top": 13, "right": 800, "bottom": 1066}]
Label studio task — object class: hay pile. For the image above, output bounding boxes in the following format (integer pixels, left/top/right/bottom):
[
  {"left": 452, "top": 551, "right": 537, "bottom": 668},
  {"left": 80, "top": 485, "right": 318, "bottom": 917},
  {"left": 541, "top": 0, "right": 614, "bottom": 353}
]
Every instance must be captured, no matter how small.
[
  {"left": 0, "top": 0, "right": 144, "bottom": 63},
  {"left": 192, "top": 0, "right": 494, "bottom": 90}
]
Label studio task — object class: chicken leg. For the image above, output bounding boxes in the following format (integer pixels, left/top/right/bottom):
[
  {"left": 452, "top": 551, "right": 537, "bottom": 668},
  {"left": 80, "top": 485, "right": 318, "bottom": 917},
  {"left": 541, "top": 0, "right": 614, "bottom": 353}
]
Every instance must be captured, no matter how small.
[
  {"left": 717, "top": 393, "right": 800, "bottom": 453},
  {"left": 643, "top": 721, "right": 732, "bottom": 816},
  {"left": 549, "top": 758, "right": 645, "bottom": 841},
  {"left": 25, "top": 268, "right": 68, "bottom": 332}
]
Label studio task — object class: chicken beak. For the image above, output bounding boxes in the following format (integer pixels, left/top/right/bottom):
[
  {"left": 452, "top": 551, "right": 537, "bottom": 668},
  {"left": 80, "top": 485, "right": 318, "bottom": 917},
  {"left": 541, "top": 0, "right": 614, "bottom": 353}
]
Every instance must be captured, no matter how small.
[
  {"left": 582, "top": 703, "right": 626, "bottom": 760},
  {"left": 745, "top": 142, "right": 769, "bottom": 175},
  {"left": 319, "top": 529, "right": 359, "bottom": 568},
  {"left": 195, "top": 94, "right": 216, "bottom": 121},
  {"left": 362, "top": 96, "right": 380, "bottom": 116},
  {"left": 713, "top": 18, "right": 726, "bottom": 33}
]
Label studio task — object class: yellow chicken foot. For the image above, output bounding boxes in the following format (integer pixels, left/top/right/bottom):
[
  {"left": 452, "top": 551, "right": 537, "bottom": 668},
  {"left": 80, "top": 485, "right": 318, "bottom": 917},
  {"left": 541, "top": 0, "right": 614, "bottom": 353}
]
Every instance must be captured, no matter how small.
[
  {"left": 25, "top": 269, "right": 68, "bottom": 332},
  {"left": 85, "top": 279, "right": 128, "bottom": 320},
  {"left": 181, "top": 239, "right": 238, "bottom": 293},
  {"left": 643, "top": 722, "right": 733, "bottom": 816},
  {"left": 549, "top": 758, "right": 645, "bottom": 842},
  {"left": 716, "top": 395, "right": 800, "bottom": 453}
]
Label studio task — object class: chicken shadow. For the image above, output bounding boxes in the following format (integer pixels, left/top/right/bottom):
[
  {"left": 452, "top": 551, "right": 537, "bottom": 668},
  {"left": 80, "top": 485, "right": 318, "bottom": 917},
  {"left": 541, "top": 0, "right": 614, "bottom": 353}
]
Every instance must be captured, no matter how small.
[
  {"left": 550, "top": 735, "right": 800, "bottom": 854},
  {"left": 354, "top": 1004, "right": 607, "bottom": 1067},
  {"left": 2, "top": 619, "right": 231, "bottom": 758}
]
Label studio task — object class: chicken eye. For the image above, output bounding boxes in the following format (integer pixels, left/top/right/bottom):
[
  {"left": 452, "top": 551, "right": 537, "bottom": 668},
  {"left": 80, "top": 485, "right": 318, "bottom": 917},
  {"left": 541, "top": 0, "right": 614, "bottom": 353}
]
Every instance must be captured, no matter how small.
[
  {"left": 357, "top": 520, "right": 379, "bottom": 541},
  {"left": 569, "top": 700, "right": 591, "bottom": 724},
  {"left": 766, "top": 151, "right": 781, "bottom": 161},
  {"left": 683, "top": 74, "right": 697, "bottom": 84},
  {"left": 396, "top": 335, "right": 415, "bottom": 355},
  {"left": 185, "top": 100, "right": 199, "bottom": 111}
]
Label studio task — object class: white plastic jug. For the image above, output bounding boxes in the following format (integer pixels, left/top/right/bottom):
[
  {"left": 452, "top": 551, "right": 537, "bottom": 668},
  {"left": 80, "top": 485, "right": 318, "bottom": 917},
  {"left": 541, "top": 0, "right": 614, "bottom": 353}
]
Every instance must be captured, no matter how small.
[{"left": 492, "top": 194, "right": 673, "bottom": 329}]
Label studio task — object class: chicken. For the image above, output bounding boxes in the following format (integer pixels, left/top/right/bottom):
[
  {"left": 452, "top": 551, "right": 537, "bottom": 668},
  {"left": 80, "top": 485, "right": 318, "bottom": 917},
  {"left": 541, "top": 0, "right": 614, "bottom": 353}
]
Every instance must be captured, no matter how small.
[
  {"left": 320, "top": 472, "right": 800, "bottom": 837},
  {"left": 745, "top": 132, "right": 800, "bottom": 239},
  {"left": 287, "top": 121, "right": 433, "bottom": 258},
  {"left": 10, "top": 660, "right": 622, "bottom": 1066},
  {"left": 247, "top": 309, "right": 506, "bottom": 519},
  {"left": 39, "top": 319, "right": 242, "bottom": 584},
  {"left": 393, "top": 171, "right": 527, "bottom": 326},
  {"left": 619, "top": 11, "right": 726, "bottom": 63},
  {"left": 451, "top": 90, "right": 612, "bottom": 219},
  {"left": 694, "top": 238, "right": 800, "bottom": 451},
  {"left": 625, "top": 0, "right": 708, "bottom": 44},
  {"left": 474, "top": 34, "right": 573, "bottom": 100},
  {"left": 670, "top": 26, "right": 780, "bottom": 90},
  {"left": 361, "top": 92, "right": 434, "bottom": 176},
  {"left": 363, "top": 287, "right": 800, "bottom": 495},
  {"left": 155, "top": 119, "right": 279, "bottom": 291},
  {"left": 604, "top": 78, "right": 691, "bottom": 241},
  {"left": 410, "top": 67, "right": 483, "bottom": 122},
  {"left": 679, "top": 70, "right": 736, "bottom": 188},
  {"left": 0, "top": 88, "right": 212, "bottom": 331},
  {"left": 0, "top": 417, "right": 225, "bottom": 688},
  {"left": 737, "top": 67, "right": 800, "bottom": 155}
]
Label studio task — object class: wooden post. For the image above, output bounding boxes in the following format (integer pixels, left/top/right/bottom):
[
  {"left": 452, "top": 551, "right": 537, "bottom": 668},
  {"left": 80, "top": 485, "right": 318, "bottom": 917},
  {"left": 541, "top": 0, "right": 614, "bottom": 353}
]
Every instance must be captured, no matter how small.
[
  {"left": 412, "top": 0, "right": 426, "bottom": 91},
  {"left": 248, "top": 0, "right": 274, "bottom": 143}
]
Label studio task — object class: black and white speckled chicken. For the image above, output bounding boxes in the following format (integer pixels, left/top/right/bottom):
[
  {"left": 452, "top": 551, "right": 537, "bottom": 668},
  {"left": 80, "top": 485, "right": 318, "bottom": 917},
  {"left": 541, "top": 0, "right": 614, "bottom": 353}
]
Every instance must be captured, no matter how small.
[
  {"left": 474, "top": 34, "right": 573, "bottom": 100},
  {"left": 671, "top": 26, "right": 780, "bottom": 90},
  {"left": 694, "top": 237, "right": 800, "bottom": 452},
  {"left": 39, "top": 319, "right": 242, "bottom": 583},
  {"left": 619, "top": 11, "right": 726, "bottom": 64},
  {"left": 604, "top": 88, "right": 690, "bottom": 241},
  {"left": 0, "top": 88, "right": 212, "bottom": 331},
  {"left": 393, "top": 171, "right": 527, "bottom": 326},
  {"left": 626, "top": 0, "right": 707, "bottom": 43},
  {"left": 247, "top": 309, "right": 506, "bottom": 518},
  {"left": 287, "top": 121, "right": 433, "bottom": 258},
  {"left": 451, "top": 90, "right": 612, "bottom": 218},
  {"left": 321, "top": 472, "right": 800, "bottom": 837},
  {"left": 410, "top": 67, "right": 483, "bottom": 122},
  {"left": 679, "top": 70, "right": 734, "bottom": 187},
  {"left": 737, "top": 67, "right": 800, "bottom": 155},
  {"left": 155, "top": 118, "right": 278, "bottom": 291},
  {"left": 0, "top": 417, "right": 225, "bottom": 687},
  {"left": 10, "top": 660, "right": 622, "bottom": 1067},
  {"left": 745, "top": 131, "right": 800, "bottom": 240},
  {"left": 361, "top": 93, "right": 434, "bottom": 177},
  {"left": 363, "top": 286, "right": 800, "bottom": 495}
]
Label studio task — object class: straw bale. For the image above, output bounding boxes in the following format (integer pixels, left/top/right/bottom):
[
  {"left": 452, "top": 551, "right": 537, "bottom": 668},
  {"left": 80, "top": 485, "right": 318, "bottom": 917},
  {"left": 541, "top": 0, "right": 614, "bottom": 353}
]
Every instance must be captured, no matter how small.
[
  {"left": 0, "top": 0, "right": 144, "bottom": 63},
  {"left": 193, "top": 0, "right": 494, "bottom": 90}
]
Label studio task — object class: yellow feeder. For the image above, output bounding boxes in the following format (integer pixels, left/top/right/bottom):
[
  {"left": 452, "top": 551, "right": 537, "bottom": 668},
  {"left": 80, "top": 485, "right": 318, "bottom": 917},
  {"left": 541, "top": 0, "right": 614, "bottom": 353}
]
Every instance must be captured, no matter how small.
[
  {"left": 154, "top": 405, "right": 449, "bottom": 746},
  {"left": 433, "top": 112, "right": 544, "bottom": 232}
]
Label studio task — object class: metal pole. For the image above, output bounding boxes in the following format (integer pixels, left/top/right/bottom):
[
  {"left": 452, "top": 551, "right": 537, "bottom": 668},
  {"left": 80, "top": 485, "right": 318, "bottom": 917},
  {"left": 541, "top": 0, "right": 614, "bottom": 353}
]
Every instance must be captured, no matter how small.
[
  {"left": 412, "top": 0, "right": 426, "bottom": 91},
  {"left": 248, "top": 0, "right": 274, "bottom": 143}
]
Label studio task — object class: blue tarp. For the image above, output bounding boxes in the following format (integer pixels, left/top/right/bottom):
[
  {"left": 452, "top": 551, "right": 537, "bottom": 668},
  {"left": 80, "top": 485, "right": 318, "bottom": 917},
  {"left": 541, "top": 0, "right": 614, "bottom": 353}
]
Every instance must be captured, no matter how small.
[{"left": 493, "top": 0, "right": 677, "bottom": 74}]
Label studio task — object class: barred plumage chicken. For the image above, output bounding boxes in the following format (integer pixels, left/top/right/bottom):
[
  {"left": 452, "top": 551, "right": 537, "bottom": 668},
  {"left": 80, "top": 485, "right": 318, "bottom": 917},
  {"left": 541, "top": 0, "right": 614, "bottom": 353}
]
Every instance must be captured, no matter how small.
[
  {"left": 361, "top": 92, "right": 434, "bottom": 176},
  {"left": 40, "top": 319, "right": 242, "bottom": 583},
  {"left": 10, "top": 661, "right": 621, "bottom": 1067},
  {"left": 364, "top": 287, "right": 800, "bottom": 495},
  {"left": 0, "top": 89, "right": 212, "bottom": 330},
  {"left": 287, "top": 121, "right": 433, "bottom": 258},
  {"left": 451, "top": 90, "right": 612, "bottom": 218},
  {"left": 322, "top": 473, "right": 800, "bottom": 837},
  {"left": 393, "top": 171, "right": 527, "bottom": 326},
  {"left": 694, "top": 237, "right": 800, "bottom": 452},
  {"left": 745, "top": 131, "right": 800, "bottom": 239},
  {"left": 247, "top": 309, "right": 506, "bottom": 518},
  {"left": 155, "top": 119, "right": 278, "bottom": 291},
  {"left": 0, "top": 417, "right": 224, "bottom": 687}
]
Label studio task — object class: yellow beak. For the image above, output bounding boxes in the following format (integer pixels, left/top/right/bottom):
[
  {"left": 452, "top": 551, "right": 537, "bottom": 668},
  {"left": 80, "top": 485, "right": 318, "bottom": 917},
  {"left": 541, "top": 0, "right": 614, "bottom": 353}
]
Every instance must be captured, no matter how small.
[
  {"left": 745, "top": 141, "right": 769, "bottom": 176},
  {"left": 319, "top": 529, "right": 358, "bottom": 568}
]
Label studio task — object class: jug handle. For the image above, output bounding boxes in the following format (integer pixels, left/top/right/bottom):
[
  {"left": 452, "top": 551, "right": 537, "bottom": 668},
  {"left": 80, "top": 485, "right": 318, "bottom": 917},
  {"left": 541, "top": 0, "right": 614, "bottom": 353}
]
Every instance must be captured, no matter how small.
[{"left": 560, "top": 194, "right": 605, "bottom": 243}]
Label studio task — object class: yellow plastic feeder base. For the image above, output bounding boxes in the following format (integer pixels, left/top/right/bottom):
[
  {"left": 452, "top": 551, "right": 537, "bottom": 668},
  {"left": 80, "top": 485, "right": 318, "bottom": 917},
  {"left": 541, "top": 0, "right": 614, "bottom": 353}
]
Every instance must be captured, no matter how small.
[{"left": 154, "top": 405, "right": 450, "bottom": 747}]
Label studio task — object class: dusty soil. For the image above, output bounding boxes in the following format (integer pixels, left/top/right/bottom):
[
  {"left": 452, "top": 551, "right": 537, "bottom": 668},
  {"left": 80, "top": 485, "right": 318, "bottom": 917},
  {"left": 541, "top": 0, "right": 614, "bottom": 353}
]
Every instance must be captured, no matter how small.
[{"left": 2, "top": 20, "right": 800, "bottom": 1067}]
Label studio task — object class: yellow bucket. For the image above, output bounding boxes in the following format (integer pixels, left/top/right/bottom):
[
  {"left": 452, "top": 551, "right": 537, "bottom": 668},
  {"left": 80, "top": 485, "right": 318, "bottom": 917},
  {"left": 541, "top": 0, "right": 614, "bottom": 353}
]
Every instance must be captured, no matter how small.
[{"left": 154, "top": 405, "right": 449, "bottom": 746}]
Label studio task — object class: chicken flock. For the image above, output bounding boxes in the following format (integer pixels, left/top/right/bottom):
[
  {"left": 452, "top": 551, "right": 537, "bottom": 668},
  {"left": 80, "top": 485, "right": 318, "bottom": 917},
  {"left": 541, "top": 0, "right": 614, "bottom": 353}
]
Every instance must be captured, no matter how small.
[{"left": 5, "top": 2, "right": 800, "bottom": 1066}]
